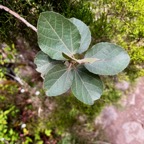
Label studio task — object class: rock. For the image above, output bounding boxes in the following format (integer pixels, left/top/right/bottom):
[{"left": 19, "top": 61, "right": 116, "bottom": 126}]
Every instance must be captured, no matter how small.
[
  {"left": 129, "top": 94, "right": 136, "bottom": 105},
  {"left": 101, "top": 106, "right": 118, "bottom": 128},
  {"left": 115, "top": 81, "right": 130, "bottom": 91},
  {"left": 122, "top": 122, "right": 144, "bottom": 144},
  {"left": 96, "top": 77, "right": 144, "bottom": 144}
]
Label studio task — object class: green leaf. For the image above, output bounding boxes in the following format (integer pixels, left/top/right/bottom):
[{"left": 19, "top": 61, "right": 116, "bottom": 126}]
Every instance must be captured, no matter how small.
[
  {"left": 45, "top": 129, "right": 52, "bottom": 136},
  {"left": 44, "top": 64, "right": 73, "bottom": 96},
  {"left": 34, "top": 51, "right": 58, "bottom": 77},
  {"left": 84, "top": 42, "right": 130, "bottom": 75},
  {"left": 37, "top": 11, "right": 81, "bottom": 60},
  {"left": 70, "top": 18, "right": 91, "bottom": 53},
  {"left": 71, "top": 67, "right": 103, "bottom": 105}
]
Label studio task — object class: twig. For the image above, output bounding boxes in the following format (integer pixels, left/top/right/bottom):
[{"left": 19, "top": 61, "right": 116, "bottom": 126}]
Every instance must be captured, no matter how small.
[
  {"left": 5, "top": 73, "right": 24, "bottom": 85},
  {"left": 94, "top": 141, "right": 111, "bottom": 144},
  {"left": 0, "top": 4, "right": 37, "bottom": 32}
]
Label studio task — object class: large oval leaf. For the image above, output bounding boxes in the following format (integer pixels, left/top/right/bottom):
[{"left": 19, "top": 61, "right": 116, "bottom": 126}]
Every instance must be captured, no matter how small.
[
  {"left": 37, "top": 11, "right": 81, "bottom": 60},
  {"left": 70, "top": 18, "right": 91, "bottom": 53},
  {"left": 44, "top": 64, "right": 73, "bottom": 96},
  {"left": 71, "top": 67, "right": 103, "bottom": 105},
  {"left": 84, "top": 42, "right": 130, "bottom": 75},
  {"left": 34, "top": 51, "right": 58, "bottom": 77}
]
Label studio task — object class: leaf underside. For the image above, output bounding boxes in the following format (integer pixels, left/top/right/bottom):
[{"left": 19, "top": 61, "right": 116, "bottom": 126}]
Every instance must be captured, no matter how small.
[
  {"left": 34, "top": 51, "right": 58, "bottom": 77},
  {"left": 71, "top": 67, "right": 103, "bottom": 105},
  {"left": 44, "top": 64, "right": 73, "bottom": 96},
  {"left": 37, "top": 11, "right": 81, "bottom": 60},
  {"left": 85, "top": 42, "right": 130, "bottom": 75}
]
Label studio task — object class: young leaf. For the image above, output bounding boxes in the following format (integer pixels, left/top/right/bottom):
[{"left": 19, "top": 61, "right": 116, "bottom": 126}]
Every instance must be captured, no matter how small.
[
  {"left": 70, "top": 18, "right": 91, "bottom": 53},
  {"left": 44, "top": 64, "right": 73, "bottom": 96},
  {"left": 84, "top": 42, "right": 130, "bottom": 75},
  {"left": 34, "top": 51, "right": 58, "bottom": 77},
  {"left": 71, "top": 67, "right": 103, "bottom": 105},
  {"left": 62, "top": 52, "right": 98, "bottom": 64},
  {"left": 37, "top": 11, "right": 81, "bottom": 60},
  {"left": 76, "top": 58, "right": 99, "bottom": 64},
  {"left": 62, "top": 52, "right": 75, "bottom": 61}
]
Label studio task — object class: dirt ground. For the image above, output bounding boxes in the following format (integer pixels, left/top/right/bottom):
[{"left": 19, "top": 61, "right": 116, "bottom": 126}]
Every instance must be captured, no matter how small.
[{"left": 98, "top": 77, "right": 144, "bottom": 144}]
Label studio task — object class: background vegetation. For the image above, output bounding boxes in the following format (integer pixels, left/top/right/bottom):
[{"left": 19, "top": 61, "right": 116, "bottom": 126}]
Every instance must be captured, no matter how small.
[{"left": 0, "top": 0, "right": 144, "bottom": 143}]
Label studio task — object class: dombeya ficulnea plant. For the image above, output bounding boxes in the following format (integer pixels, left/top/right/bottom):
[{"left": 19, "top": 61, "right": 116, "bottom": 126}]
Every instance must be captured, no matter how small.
[{"left": 34, "top": 11, "right": 130, "bottom": 105}]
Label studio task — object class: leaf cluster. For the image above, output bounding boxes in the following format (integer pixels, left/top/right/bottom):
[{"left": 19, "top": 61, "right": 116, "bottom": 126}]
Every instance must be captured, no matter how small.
[{"left": 34, "top": 11, "right": 130, "bottom": 105}]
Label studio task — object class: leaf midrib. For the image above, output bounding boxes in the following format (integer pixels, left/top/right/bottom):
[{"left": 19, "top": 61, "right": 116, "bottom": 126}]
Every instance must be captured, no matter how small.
[
  {"left": 42, "top": 14, "right": 72, "bottom": 54},
  {"left": 75, "top": 70, "right": 94, "bottom": 103}
]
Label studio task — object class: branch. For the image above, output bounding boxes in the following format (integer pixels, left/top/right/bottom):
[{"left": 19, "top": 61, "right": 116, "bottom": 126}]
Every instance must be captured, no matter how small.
[{"left": 0, "top": 4, "right": 37, "bottom": 32}]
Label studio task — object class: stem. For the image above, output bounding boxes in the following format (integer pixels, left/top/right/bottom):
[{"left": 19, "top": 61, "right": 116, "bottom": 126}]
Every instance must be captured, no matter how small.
[
  {"left": 0, "top": 4, "right": 37, "bottom": 32},
  {"left": 68, "top": 62, "right": 72, "bottom": 71}
]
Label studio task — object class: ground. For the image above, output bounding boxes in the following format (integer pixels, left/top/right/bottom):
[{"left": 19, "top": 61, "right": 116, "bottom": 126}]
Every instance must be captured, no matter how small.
[{"left": 97, "top": 77, "right": 144, "bottom": 144}]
